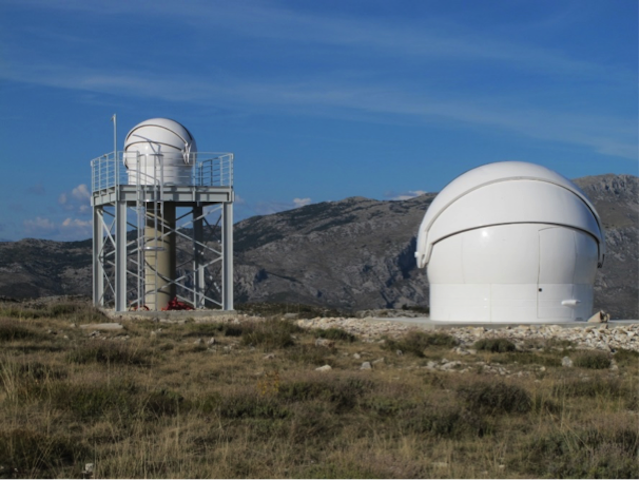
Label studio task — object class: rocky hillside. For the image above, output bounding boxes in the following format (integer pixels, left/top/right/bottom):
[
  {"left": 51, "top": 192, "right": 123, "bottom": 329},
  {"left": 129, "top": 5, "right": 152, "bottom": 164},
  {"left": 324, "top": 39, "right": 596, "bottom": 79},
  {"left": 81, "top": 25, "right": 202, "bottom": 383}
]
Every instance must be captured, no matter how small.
[{"left": 0, "top": 174, "right": 637, "bottom": 318}]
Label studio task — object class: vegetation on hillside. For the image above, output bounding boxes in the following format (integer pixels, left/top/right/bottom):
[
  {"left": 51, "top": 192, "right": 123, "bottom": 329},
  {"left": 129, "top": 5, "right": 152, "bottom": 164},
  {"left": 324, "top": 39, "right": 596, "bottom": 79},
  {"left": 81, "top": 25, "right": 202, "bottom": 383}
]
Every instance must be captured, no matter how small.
[{"left": 0, "top": 299, "right": 637, "bottom": 478}]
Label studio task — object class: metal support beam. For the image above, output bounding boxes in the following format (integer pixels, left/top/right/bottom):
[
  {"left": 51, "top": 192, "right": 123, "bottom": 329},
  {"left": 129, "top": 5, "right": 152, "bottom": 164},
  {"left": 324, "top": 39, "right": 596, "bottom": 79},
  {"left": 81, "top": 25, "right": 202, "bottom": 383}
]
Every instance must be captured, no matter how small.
[
  {"left": 115, "top": 200, "right": 128, "bottom": 312},
  {"left": 222, "top": 201, "right": 234, "bottom": 310},
  {"left": 92, "top": 207, "right": 104, "bottom": 306},
  {"left": 193, "top": 206, "right": 205, "bottom": 308}
]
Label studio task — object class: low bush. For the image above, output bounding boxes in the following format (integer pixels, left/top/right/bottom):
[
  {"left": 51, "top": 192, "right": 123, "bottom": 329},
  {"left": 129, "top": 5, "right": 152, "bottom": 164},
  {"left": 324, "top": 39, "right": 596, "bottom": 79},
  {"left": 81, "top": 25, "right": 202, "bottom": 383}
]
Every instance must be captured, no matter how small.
[
  {"left": 614, "top": 348, "right": 638, "bottom": 367},
  {"left": 0, "top": 319, "right": 44, "bottom": 341},
  {"left": 143, "top": 388, "right": 185, "bottom": 417},
  {"left": 313, "top": 327, "right": 356, "bottom": 342},
  {"left": 0, "top": 428, "right": 90, "bottom": 478},
  {"left": 458, "top": 380, "right": 532, "bottom": 415},
  {"left": 240, "top": 318, "right": 302, "bottom": 349},
  {"left": 522, "top": 426, "right": 639, "bottom": 478},
  {"left": 383, "top": 331, "right": 457, "bottom": 357},
  {"left": 474, "top": 338, "right": 516, "bottom": 353},
  {"left": 67, "top": 341, "right": 150, "bottom": 365},
  {"left": 285, "top": 343, "right": 335, "bottom": 366},
  {"left": 573, "top": 350, "right": 611, "bottom": 369},
  {"left": 400, "top": 403, "right": 491, "bottom": 438},
  {"left": 279, "top": 376, "right": 374, "bottom": 413},
  {"left": 183, "top": 322, "right": 245, "bottom": 338},
  {"left": 219, "top": 391, "right": 290, "bottom": 419},
  {"left": 49, "top": 380, "right": 139, "bottom": 420},
  {"left": 552, "top": 376, "right": 624, "bottom": 400}
]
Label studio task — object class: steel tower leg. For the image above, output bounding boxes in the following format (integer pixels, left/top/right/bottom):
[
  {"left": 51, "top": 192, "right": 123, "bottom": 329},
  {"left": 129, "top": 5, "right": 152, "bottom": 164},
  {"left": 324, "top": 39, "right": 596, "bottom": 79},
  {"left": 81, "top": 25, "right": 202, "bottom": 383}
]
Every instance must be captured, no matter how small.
[
  {"left": 222, "top": 201, "right": 233, "bottom": 310},
  {"left": 92, "top": 207, "right": 104, "bottom": 307},
  {"left": 193, "top": 206, "right": 205, "bottom": 309},
  {"left": 115, "top": 200, "right": 127, "bottom": 312}
]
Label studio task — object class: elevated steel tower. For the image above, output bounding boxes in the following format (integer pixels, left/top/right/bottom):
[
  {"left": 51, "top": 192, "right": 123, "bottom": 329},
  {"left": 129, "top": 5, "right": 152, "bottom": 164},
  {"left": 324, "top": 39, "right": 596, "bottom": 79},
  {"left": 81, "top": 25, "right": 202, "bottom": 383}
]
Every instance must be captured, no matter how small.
[{"left": 91, "top": 118, "right": 234, "bottom": 312}]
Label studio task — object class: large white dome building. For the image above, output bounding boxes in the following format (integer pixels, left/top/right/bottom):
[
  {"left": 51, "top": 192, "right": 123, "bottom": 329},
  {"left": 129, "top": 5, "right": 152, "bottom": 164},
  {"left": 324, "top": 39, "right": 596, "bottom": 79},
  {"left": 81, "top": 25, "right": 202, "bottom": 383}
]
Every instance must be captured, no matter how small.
[{"left": 415, "top": 161, "right": 605, "bottom": 323}]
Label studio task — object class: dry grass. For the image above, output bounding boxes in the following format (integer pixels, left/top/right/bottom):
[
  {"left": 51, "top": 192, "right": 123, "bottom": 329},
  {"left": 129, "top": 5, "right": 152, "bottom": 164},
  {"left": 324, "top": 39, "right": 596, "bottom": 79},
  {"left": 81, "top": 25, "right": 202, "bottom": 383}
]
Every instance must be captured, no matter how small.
[{"left": 0, "top": 299, "right": 637, "bottom": 478}]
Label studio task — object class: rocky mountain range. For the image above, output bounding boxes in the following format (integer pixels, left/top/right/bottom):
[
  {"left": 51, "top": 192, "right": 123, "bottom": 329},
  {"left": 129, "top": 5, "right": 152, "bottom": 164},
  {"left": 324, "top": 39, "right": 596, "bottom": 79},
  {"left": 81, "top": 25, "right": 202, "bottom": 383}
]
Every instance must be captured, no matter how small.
[{"left": 0, "top": 174, "right": 637, "bottom": 318}]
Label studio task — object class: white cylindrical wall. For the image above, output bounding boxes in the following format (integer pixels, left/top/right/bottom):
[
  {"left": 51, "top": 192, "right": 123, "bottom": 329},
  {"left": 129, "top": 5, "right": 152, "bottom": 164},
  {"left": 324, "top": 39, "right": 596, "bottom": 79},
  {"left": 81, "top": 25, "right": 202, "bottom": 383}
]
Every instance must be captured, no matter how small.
[{"left": 427, "top": 224, "right": 599, "bottom": 323}]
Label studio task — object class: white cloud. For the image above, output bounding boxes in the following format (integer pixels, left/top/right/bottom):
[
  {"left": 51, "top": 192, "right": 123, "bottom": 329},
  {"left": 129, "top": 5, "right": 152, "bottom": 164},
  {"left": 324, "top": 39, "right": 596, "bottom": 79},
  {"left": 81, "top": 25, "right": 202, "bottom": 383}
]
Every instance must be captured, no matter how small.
[
  {"left": 23, "top": 216, "right": 56, "bottom": 234},
  {"left": 71, "top": 184, "right": 90, "bottom": 201},
  {"left": 58, "top": 184, "right": 91, "bottom": 213},
  {"left": 293, "top": 197, "right": 312, "bottom": 208},
  {"left": 62, "top": 217, "right": 91, "bottom": 228},
  {"left": 389, "top": 190, "right": 428, "bottom": 201}
]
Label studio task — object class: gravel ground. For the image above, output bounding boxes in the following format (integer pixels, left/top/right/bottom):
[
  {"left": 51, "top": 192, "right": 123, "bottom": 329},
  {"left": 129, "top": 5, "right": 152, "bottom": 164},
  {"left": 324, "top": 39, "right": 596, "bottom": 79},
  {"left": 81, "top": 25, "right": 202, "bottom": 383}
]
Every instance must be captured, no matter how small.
[{"left": 294, "top": 317, "right": 639, "bottom": 352}]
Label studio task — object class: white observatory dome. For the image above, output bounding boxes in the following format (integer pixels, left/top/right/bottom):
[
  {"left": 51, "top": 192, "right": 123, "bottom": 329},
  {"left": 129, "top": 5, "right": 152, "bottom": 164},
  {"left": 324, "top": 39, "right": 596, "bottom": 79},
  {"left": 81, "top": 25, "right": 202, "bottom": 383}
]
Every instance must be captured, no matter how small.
[
  {"left": 123, "top": 118, "right": 197, "bottom": 186},
  {"left": 415, "top": 161, "right": 605, "bottom": 324}
]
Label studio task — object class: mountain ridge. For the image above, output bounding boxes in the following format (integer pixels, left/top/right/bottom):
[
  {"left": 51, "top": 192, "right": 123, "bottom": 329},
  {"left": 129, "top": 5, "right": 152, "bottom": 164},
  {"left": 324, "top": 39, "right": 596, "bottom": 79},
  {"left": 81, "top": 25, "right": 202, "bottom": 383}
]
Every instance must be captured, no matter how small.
[{"left": 0, "top": 174, "right": 637, "bottom": 318}]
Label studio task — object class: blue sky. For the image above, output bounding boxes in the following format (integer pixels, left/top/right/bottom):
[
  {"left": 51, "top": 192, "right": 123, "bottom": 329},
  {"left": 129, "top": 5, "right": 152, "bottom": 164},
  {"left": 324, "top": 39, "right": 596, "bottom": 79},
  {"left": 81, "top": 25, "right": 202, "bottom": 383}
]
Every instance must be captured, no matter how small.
[{"left": 0, "top": 0, "right": 637, "bottom": 241}]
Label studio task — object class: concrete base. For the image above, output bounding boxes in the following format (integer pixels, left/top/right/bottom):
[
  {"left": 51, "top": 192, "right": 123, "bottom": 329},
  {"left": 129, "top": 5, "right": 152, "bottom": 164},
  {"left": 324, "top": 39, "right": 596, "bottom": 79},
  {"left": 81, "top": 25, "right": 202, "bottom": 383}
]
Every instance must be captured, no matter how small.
[{"left": 100, "top": 308, "right": 236, "bottom": 321}]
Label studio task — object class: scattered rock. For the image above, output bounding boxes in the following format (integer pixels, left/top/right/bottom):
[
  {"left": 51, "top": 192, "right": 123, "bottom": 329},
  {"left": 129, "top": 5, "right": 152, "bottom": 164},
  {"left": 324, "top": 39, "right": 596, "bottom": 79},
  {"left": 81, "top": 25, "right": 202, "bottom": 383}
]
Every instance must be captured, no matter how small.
[
  {"left": 315, "top": 338, "right": 335, "bottom": 348},
  {"left": 396, "top": 349, "right": 403, "bottom": 356},
  {"left": 263, "top": 353, "right": 276, "bottom": 360},
  {"left": 360, "top": 361, "right": 372, "bottom": 370},
  {"left": 315, "top": 364, "right": 332, "bottom": 372},
  {"left": 193, "top": 338, "right": 203, "bottom": 345},
  {"left": 562, "top": 356, "right": 573, "bottom": 367},
  {"left": 372, "top": 357, "right": 385, "bottom": 365},
  {"left": 353, "top": 353, "right": 361, "bottom": 359},
  {"left": 80, "top": 323, "right": 123, "bottom": 331},
  {"left": 207, "top": 337, "right": 216, "bottom": 345}
]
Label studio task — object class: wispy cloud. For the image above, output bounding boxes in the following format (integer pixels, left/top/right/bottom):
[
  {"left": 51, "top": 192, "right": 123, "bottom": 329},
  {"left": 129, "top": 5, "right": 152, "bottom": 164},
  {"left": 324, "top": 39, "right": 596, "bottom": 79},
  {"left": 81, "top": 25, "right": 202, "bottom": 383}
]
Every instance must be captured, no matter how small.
[
  {"left": 1, "top": 0, "right": 636, "bottom": 165},
  {"left": 293, "top": 197, "right": 312, "bottom": 208},
  {"left": 23, "top": 216, "right": 56, "bottom": 235},
  {"left": 58, "top": 184, "right": 91, "bottom": 214},
  {"left": 387, "top": 190, "right": 428, "bottom": 201}
]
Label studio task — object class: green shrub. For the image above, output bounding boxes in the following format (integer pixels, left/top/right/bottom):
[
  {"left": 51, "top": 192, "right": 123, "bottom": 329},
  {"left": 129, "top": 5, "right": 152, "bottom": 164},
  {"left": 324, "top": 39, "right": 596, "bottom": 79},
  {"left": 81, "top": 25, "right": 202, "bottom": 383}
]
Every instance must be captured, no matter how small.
[
  {"left": 573, "top": 350, "right": 611, "bottom": 369},
  {"left": 285, "top": 344, "right": 336, "bottom": 366},
  {"left": 240, "top": 318, "right": 302, "bottom": 349},
  {"left": 0, "top": 319, "right": 44, "bottom": 341},
  {"left": 552, "top": 377, "right": 625, "bottom": 400},
  {"left": 313, "top": 327, "right": 356, "bottom": 342},
  {"left": 183, "top": 322, "right": 245, "bottom": 338},
  {"left": 458, "top": 381, "right": 532, "bottom": 415},
  {"left": 219, "top": 392, "right": 290, "bottom": 419},
  {"left": 383, "top": 331, "right": 457, "bottom": 357},
  {"left": 613, "top": 348, "right": 638, "bottom": 367},
  {"left": 0, "top": 308, "right": 48, "bottom": 319},
  {"left": 400, "top": 403, "right": 491, "bottom": 438},
  {"left": 522, "top": 426, "right": 639, "bottom": 478},
  {"left": 474, "top": 338, "right": 516, "bottom": 353},
  {"left": 67, "top": 341, "right": 149, "bottom": 365},
  {"left": 0, "top": 428, "right": 90, "bottom": 478},
  {"left": 299, "top": 462, "right": 389, "bottom": 479},
  {"left": 49, "top": 380, "right": 139, "bottom": 420},
  {"left": 143, "top": 389, "right": 185, "bottom": 417},
  {"left": 279, "top": 376, "right": 374, "bottom": 413}
]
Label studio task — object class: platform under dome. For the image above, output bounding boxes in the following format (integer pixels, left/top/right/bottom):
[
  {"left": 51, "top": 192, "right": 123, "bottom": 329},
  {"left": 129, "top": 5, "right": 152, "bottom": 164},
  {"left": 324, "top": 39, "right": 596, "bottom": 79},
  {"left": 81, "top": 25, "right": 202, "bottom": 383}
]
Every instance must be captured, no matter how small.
[{"left": 415, "top": 161, "right": 606, "bottom": 324}]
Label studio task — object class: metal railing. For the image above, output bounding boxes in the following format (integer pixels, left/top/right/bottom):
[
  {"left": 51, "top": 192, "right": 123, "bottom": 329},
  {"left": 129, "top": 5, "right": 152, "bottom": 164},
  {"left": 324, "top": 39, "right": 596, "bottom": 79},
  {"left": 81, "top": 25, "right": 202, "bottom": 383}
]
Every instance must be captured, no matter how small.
[{"left": 91, "top": 152, "right": 234, "bottom": 192}]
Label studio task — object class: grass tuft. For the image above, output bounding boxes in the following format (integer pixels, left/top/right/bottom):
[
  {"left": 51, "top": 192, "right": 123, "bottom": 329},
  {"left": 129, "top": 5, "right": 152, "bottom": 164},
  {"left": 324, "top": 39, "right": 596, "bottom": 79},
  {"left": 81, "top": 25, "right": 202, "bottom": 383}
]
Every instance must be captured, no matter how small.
[
  {"left": 0, "top": 319, "right": 44, "bottom": 341},
  {"left": 67, "top": 341, "right": 150, "bottom": 365},
  {"left": 313, "top": 327, "right": 356, "bottom": 343},
  {"left": 0, "top": 429, "right": 90, "bottom": 478},
  {"left": 383, "top": 330, "right": 457, "bottom": 357},
  {"left": 573, "top": 350, "right": 611, "bottom": 369},
  {"left": 458, "top": 380, "right": 532, "bottom": 414},
  {"left": 240, "top": 318, "right": 302, "bottom": 349},
  {"left": 474, "top": 338, "right": 516, "bottom": 353}
]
